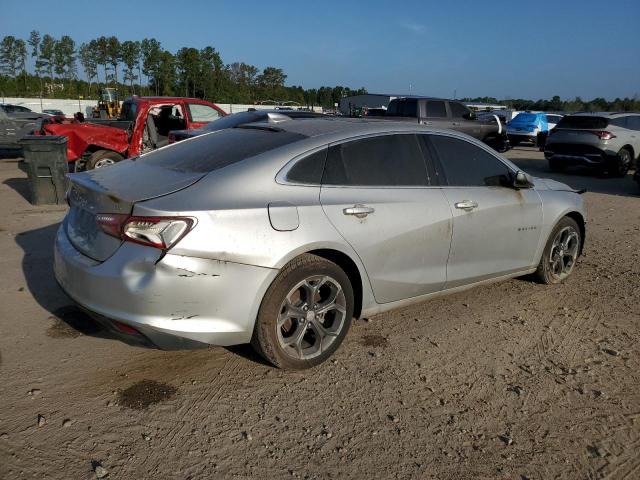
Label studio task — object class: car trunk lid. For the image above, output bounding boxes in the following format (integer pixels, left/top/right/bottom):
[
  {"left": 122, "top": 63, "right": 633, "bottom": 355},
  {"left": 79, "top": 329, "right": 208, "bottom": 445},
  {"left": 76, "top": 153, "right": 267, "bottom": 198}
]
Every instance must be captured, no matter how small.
[{"left": 65, "top": 159, "right": 205, "bottom": 261}]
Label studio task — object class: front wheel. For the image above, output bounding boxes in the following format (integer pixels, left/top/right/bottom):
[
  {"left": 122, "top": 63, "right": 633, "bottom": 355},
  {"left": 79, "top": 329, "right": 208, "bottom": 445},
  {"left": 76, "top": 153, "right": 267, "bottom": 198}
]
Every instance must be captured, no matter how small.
[
  {"left": 86, "top": 150, "right": 124, "bottom": 170},
  {"left": 534, "top": 217, "right": 581, "bottom": 284},
  {"left": 251, "top": 254, "right": 354, "bottom": 369}
]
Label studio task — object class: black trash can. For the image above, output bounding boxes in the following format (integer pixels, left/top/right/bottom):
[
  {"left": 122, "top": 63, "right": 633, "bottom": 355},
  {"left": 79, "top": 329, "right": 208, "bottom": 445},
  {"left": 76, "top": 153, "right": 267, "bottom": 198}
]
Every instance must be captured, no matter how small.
[{"left": 19, "top": 135, "right": 69, "bottom": 205}]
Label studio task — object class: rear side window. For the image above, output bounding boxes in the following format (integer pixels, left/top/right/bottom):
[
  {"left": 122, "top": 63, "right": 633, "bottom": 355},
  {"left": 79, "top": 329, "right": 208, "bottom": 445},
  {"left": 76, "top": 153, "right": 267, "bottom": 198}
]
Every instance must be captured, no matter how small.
[
  {"left": 188, "top": 103, "right": 222, "bottom": 122},
  {"left": 556, "top": 116, "right": 608, "bottom": 129},
  {"left": 425, "top": 101, "right": 447, "bottom": 118},
  {"left": 323, "top": 134, "right": 429, "bottom": 186},
  {"left": 627, "top": 115, "right": 640, "bottom": 131},
  {"left": 449, "top": 102, "right": 470, "bottom": 118},
  {"left": 429, "top": 135, "right": 512, "bottom": 187},
  {"left": 386, "top": 99, "right": 418, "bottom": 117},
  {"left": 609, "top": 117, "right": 629, "bottom": 128},
  {"left": 286, "top": 148, "right": 327, "bottom": 184},
  {"left": 139, "top": 127, "right": 307, "bottom": 173}
]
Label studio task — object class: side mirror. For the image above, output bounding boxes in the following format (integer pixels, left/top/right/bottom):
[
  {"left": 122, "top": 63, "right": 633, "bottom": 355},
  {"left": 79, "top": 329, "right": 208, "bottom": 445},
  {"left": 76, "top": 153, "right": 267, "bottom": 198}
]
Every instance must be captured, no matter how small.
[
  {"left": 513, "top": 170, "right": 533, "bottom": 189},
  {"left": 463, "top": 111, "right": 476, "bottom": 120}
]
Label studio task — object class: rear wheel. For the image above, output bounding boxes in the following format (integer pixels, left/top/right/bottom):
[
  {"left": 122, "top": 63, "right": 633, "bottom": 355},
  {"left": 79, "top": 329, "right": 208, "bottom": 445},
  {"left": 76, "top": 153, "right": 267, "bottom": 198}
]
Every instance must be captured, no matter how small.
[
  {"left": 86, "top": 150, "right": 124, "bottom": 170},
  {"left": 251, "top": 254, "right": 354, "bottom": 369},
  {"left": 608, "top": 148, "right": 631, "bottom": 177},
  {"left": 534, "top": 217, "right": 581, "bottom": 284}
]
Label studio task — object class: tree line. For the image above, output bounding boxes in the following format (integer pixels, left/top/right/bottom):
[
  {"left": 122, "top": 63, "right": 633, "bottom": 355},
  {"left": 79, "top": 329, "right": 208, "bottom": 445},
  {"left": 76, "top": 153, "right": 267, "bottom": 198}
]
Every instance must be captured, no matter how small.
[
  {"left": 1, "top": 33, "right": 637, "bottom": 112},
  {"left": 0, "top": 32, "right": 367, "bottom": 107},
  {"left": 462, "top": 95, "right": 640, "bottom": 113}
]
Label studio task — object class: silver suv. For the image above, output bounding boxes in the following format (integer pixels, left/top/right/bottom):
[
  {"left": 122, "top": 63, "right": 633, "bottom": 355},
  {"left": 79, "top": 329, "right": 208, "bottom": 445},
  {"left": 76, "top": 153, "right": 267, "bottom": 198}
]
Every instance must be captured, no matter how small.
[{"left": 544, "top": 112, "right": 640, "bottom": 176}]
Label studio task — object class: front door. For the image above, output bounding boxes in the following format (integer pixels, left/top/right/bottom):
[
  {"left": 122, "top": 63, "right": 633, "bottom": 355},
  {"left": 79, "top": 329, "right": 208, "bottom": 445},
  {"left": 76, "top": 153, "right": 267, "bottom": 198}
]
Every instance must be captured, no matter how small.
[
  {"left": 426, "top": 133, "right": 543, "bottom": 288},
  {"left": 320, "top": 133, "right": 452, "bottom": 304}
]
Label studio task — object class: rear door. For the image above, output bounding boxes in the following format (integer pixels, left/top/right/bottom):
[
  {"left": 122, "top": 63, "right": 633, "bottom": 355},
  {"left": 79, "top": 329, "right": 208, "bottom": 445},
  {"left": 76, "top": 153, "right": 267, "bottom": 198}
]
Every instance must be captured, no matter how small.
[
  {"left": 426, "top": 134, "right": 543, "bottom": 288},
  {"left": 320, "top": 133, "right": 452, "bottom": 303},
  {"left": 421, "top": 100, "right": 450, "bottom": 129}
]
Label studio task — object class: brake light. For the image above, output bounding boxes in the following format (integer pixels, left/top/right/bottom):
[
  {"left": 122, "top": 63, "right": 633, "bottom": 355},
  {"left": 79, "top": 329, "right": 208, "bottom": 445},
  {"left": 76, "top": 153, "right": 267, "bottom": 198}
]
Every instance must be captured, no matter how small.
[
  {"left": 96, "top": 214, "right": 195, "bottom": 250},
  {"left": 589, "top": 130, "right": 616, "bottom": 140}
]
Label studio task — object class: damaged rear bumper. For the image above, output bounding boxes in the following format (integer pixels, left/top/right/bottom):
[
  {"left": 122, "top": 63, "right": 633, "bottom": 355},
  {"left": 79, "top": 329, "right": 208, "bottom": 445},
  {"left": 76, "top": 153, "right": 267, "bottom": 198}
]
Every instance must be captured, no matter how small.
[{"left": 53, "top": 225, "right": 278, "bottom": 349}]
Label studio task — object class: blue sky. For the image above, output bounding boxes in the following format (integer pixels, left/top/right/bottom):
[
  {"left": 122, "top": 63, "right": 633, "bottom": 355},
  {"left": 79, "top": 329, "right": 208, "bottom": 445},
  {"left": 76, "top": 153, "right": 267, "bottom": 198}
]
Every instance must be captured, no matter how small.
[{"left": 1, "top": 0, "right": 639, "bottom": 100}]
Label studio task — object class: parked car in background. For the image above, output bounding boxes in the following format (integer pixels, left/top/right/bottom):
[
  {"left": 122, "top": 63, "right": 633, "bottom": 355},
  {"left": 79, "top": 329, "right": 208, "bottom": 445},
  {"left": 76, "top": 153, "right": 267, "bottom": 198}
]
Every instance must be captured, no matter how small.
[
  {"left": 383, "top": 96, "right": 510, "bottom": 151},
  {"left": 0, "top": 104, "right": 33, "bottom": 114},
  {"left": 0, "top": 104, "right": 50, "bottom": 149},
  {"left": 54, "top": 118, "right": 585, "bottom": 369},
  {"left": 41, "top": 96, "right": 227, "bottom": 170},
  {"left": 168, "top": 109, "right": 324, "bottom": 143},
  {"left": 537, "top": 114, "right": 564, "bottom": 151},
  {"left": 506, "top": 112, "right": 549, "bottom": 146},
  {"left": 43, "top": 109, "right": 65, "bottom": 116},
  {"left": 545, "top": 112, "right": 640, "bottom": 176}
]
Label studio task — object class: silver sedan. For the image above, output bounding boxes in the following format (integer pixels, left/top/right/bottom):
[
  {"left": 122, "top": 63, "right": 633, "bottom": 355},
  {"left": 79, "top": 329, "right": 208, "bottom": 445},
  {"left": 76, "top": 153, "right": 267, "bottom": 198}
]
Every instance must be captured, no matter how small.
[{"left": 54, "top": 118, "right": 586, "bottom": 368}]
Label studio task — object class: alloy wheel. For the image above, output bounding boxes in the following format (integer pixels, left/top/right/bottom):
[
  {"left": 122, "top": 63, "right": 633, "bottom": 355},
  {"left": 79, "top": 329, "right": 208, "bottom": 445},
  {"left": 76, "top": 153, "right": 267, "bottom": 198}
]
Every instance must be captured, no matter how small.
[
  {"left": 549, "top": 226, "right": 579, "bottom": 281},
  {"left": 276, "top": 275, "right": 347, "bottom": 360}
]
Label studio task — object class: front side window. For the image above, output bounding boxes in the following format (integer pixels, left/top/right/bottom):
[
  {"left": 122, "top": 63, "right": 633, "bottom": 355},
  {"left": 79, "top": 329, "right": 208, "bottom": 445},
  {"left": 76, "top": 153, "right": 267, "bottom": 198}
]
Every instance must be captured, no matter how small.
[
  {"left": 449, "top": 102, "right": 470, "bottom": 119},
  {"left": 425, "top": 101, "right": 447, "bottom": 118},
  {"left": 323, "top": 134, "right": 429, "bottom": 186},
  {"left": 429, "top": 135, "right": 512, "bottom": 187},
  {"left": 188, "top": 103, "right": 222, "bottom": 123}
]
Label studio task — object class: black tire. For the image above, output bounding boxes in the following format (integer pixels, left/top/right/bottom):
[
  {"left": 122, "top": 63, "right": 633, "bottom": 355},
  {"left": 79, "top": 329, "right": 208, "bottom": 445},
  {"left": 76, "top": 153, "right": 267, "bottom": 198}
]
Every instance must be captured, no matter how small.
[
  {"left": 534, "top": 217, "right": 581, "bottom": 284},
  {"left": 251, "top": 253, "right": 354, "bottom": 369},
  {"left": 548, "top": 159, "right": 565, "bottom": 172},
  {"left": 86, "top": 150, "right": 124, "bottom": 170},
  {"left": 608, "top": 148, "right": 631, "bottom": 177}
]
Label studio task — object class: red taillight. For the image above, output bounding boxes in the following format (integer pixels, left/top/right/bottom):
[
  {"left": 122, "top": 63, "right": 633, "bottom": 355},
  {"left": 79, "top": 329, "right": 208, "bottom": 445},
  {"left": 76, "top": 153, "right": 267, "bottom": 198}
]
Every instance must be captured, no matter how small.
[
  {"left": 96, "top": 214, "right": 195, "bottom": 250},
  {"left": 589, "top": 130, "right": 616, "bottom": 140}
]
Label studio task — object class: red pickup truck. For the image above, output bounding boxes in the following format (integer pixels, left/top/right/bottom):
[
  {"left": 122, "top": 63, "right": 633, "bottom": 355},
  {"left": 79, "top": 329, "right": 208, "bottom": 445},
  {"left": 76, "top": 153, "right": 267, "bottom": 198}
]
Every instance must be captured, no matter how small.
[{"left": 42, "top": 96, "right": 227, "bottom": 170}]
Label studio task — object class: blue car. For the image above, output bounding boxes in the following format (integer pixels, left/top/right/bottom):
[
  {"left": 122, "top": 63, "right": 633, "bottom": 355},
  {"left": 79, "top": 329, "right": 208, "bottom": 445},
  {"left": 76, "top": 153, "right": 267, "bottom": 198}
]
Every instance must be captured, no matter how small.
[{"left": 506, "top": 112, "right": 549, "bottom": 146}]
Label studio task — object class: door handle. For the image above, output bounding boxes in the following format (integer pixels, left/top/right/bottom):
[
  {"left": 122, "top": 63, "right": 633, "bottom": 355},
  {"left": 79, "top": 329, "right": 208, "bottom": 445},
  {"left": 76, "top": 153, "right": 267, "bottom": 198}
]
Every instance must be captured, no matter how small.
[
  {"left": 343, "top": 205, "right": 375, "bottom": 218},
  {"left": 454, "top": 200, "right": 478, "bottom": 211},
  {"left": 452, "top": 122, "right": 460, "bottom": 126},
  {"left": 422, "top": 121, "right": 433, "bottom": 126}
]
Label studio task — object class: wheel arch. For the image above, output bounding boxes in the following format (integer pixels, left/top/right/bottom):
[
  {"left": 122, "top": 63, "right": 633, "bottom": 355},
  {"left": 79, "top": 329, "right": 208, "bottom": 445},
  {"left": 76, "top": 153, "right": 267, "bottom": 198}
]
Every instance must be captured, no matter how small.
[
  {"left": 307, "top": 248, "right": 364, "bottom": 319},
  {"left": 619, "top": 144, "right": 635, "bottom": 163},
  {"left": 564, "top": 211, "right": 586, "bottom": 255}
]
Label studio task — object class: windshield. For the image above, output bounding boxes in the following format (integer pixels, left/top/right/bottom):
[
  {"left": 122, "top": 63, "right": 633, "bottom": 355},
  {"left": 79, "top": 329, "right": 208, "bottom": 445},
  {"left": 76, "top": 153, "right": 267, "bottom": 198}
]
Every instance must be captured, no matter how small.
[
  {"left": 139, "top": 127, "right": 307, "bottom": 173},
  {"left": 556, "top": 116, "right": 608, "bottom": 129}
]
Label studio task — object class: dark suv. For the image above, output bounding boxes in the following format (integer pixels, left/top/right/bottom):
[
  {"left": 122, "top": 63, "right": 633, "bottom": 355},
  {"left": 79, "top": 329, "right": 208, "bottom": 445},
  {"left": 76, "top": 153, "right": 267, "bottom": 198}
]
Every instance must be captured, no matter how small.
[
  {"left": 545, "top": 112, "right": 640, "bottom": 176},
  {"left": 383, "top": 96, "right": 509, "bottom": 151}
]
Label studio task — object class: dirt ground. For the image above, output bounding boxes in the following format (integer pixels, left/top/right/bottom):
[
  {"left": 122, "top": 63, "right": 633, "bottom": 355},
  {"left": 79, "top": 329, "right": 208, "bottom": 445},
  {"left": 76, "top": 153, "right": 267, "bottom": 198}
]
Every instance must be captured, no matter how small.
[{"left": 0, "top": 147, "right": 639, "bottom": 480}]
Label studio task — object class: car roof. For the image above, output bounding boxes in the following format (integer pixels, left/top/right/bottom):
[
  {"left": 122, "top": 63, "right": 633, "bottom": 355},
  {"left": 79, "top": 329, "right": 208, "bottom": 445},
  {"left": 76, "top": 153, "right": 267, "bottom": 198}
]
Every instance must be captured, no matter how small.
[{"left": 259, "top": 117, "right": 467, "bottom": 141}]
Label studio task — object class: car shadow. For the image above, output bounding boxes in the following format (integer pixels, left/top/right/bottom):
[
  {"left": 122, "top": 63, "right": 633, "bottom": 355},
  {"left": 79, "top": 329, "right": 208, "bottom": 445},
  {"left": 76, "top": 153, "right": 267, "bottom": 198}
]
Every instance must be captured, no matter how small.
[
  {"left": 15, "top": 222, "right": 119, "bottom": 343},
  {"left": 15, "top": 222, "right": 273, "bottom": 364},
  {"left": 506, "top": 147, "right": 640, "bottom": 198}
]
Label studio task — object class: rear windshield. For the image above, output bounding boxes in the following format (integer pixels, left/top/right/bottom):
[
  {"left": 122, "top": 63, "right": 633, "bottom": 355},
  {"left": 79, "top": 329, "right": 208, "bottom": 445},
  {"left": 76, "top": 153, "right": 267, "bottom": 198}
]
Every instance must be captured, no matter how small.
[
  {"left": 386, "top": 99, "right": 418, "bottom": 117},
  {"left": 119, "top": 101, "right": 138, "bottom": 122},
  {"left": 138, "top": 127, "right": 307, "bottom": 173},
  {"left": 201, "top": 111, "right": 263, "bottom": 131},
  {"left": 556, "top": 115, "right": 609, "bottom": 129},
  {"left": 512, "top": 113, "right": 537, "bottom": 123}
]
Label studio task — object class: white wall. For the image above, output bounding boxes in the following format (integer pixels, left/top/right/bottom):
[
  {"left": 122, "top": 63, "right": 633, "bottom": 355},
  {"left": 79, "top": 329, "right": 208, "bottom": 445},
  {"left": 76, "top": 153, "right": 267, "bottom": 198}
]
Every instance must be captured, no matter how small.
[{"left": 1, "top": 97, "right": 322, "bottom": 116}]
